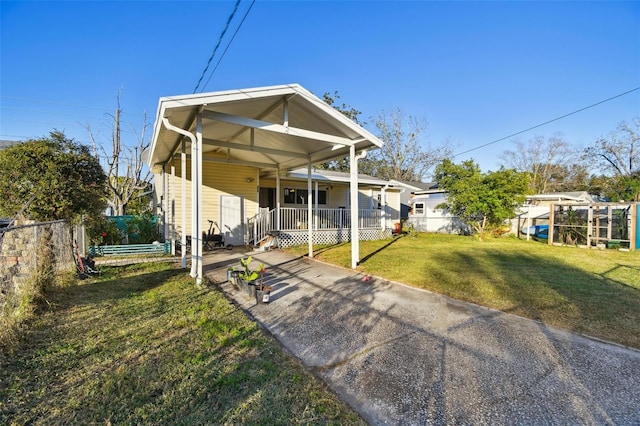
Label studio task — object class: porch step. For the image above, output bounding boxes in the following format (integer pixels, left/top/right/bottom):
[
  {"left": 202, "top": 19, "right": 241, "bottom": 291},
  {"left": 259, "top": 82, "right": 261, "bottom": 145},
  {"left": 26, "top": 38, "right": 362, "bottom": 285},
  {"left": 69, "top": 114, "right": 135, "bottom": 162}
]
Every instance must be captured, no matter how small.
[{"left": 258, "top": 235, "right": 279, "bottom": 251}]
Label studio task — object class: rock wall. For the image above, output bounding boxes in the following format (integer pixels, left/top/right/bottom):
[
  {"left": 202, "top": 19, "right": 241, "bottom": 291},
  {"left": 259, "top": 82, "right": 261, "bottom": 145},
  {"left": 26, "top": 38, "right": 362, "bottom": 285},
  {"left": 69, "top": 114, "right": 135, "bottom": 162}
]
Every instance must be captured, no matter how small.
[{"left": 0, "top": 220, "right": 74, "bottom": 313}]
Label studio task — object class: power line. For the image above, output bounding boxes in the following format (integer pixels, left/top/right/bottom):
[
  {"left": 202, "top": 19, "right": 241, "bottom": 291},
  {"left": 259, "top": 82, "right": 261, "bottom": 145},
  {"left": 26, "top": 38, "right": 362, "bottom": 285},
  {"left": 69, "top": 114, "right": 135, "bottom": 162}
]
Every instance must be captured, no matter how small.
[
  {"left": 202, "top": 0, "right": 256, "bottom": 92},
  {"left": 0, "top": 96, "right": 147, "bottom": 118},
  {"left": 453, "top": 86, "right": 640, "bottom": 158},
  {"left": 193, "top": 0, "right": 242, "bottom": 94}
]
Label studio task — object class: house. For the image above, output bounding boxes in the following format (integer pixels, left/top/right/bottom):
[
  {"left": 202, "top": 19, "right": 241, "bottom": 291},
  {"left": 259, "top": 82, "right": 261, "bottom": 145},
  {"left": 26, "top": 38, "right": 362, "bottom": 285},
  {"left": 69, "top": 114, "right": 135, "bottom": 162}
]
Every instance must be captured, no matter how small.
[
  {"left": 252, "top": 168, "right": 402, "bottom": 248},
  {"left": 144, "top": 84, "right": 388, "bottom": 284}
]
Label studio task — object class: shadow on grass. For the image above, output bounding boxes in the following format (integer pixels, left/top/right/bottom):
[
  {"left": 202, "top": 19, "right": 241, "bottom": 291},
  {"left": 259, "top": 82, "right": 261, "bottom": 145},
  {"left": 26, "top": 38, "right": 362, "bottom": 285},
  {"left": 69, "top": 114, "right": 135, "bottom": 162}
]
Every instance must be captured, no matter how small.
[
  {"left": 422, "top": 248, "right": 640, "bottom": 348},
  {"left": 0, "top": 261, "right": 362, "bottom": 425},
  {"left": 358, "top": 234, "right": 405, "bottom": 264},
  {"left": 47, "top": 265, "right": 186, "bottom": 311}
]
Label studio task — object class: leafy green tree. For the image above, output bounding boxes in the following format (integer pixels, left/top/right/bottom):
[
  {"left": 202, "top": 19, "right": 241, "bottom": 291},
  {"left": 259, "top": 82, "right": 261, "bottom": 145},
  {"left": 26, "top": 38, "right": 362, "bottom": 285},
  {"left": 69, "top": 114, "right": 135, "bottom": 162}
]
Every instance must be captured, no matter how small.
[
  {"left": 0, "top": 131, "right": 107, "bottom": 221},
  {"left": 588, "top": 173, "right": 640, "bottom": 202},
  {"left": 434, "top": 159, "right": 529, "bottom": 236}
]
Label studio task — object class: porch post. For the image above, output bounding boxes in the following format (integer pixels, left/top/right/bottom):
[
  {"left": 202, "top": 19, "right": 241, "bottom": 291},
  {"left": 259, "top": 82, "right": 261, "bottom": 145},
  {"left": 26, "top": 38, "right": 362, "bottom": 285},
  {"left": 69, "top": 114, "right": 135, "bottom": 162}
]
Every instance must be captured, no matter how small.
[
  {"left": 314, "top": 181, "right": 319, "bottom": 230},
  {"left": 276, "top": 166, "right": 281, "bottom": 230},
  {"left": 381, "top": 185, "right": 387, "bottom": 231},
  {"left": 308, "top": 161, "right": 313, "bottom": 258}
]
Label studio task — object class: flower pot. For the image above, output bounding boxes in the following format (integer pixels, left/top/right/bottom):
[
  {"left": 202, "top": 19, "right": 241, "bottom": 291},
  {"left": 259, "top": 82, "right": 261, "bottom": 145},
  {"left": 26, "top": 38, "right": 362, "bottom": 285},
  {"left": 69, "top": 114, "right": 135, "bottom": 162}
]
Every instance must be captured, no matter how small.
[
  {"left": 240, "top": 279, "right": 257, "bottom": 298},
  {"left": 255, "top": 289, "right": 270, "bottom": 304},
  {"left": 239, "top": 278, "right": 250, "bottom": 295},
  {"left": 248, "top": 282, "right": 257, "bottom": 299},
  {"left": 229, "top": 270, "right": 241, "bottom": 288}
]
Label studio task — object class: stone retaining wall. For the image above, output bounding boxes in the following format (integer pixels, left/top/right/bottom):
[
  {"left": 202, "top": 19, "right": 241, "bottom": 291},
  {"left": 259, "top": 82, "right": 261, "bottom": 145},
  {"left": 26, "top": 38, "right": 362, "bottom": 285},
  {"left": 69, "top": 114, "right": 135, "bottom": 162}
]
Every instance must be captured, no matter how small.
[{"left": 0, "top": 220, "right": 74, "bottom": 313}]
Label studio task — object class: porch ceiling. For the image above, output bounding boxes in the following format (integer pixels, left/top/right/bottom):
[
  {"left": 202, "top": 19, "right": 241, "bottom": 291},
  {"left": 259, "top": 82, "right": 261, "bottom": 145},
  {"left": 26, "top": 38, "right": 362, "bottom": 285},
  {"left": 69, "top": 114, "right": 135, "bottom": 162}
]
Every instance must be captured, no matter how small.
[{"left": 147, "top": 84, "right": 383, "bottom": 171}]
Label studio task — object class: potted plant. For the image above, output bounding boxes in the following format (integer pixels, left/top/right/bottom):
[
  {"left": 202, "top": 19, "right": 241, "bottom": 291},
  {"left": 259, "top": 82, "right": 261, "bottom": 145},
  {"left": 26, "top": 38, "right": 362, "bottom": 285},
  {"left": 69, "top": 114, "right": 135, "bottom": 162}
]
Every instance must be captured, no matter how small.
[
  {"left": 227, "top": 266, "right": 242, "bottom": 289},
  {"left": 238, "top": 256, "right": 264, "bottom": 298},
  {"left": 255, "top": 267, "right": 272, "bottom": 304}
]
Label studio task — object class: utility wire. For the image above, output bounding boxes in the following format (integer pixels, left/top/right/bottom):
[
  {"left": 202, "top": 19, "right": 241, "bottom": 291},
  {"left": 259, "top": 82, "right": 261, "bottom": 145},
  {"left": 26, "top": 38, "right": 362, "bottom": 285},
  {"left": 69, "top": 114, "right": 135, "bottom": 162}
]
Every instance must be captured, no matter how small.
[
  {"left": 202, "top": 0, "right": 256, "bottom": 92},
  {"left": 193, "top": 0, "right": 242, "bottom": 94},
  {"left": 453, "top": 86, "right": 640, "bottom": 158}
]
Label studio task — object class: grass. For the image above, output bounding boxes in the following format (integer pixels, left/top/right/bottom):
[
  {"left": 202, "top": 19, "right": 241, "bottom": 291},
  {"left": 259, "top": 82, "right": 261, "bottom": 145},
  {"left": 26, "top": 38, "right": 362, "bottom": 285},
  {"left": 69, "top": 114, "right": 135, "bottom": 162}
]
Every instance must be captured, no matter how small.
[
  {"left": 289, "top": 233, "right": 640, "bottom": 349},
  {"left": 0, "top": 262, "right": 365, "bottom": 425}
]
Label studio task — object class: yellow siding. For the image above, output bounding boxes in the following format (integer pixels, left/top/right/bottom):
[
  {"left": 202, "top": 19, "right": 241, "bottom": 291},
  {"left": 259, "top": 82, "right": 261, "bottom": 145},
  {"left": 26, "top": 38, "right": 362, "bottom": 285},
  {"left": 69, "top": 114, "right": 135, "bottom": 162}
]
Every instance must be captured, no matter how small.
[{"left": 163, "top": 159, "right": 259, "bottom": 239}]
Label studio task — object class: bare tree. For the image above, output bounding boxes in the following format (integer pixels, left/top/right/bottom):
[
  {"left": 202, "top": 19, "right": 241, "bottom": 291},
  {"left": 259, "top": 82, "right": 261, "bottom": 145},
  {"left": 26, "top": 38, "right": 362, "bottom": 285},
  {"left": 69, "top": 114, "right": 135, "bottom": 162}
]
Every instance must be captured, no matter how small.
[
  {"left": 584, "top": 117, "right": 640, "bottom": 201},
  {"left": 366, "top": 108, "right": 452, "bottom": 182},
  {"left": 500, "top": 134, "right": 578, "bottom": 194},
  {"left": 86, "top": 93, "right": 151, "bottom": 216},
  {"left": 585, "top": 117, "right": 640, "bottom": 177}
]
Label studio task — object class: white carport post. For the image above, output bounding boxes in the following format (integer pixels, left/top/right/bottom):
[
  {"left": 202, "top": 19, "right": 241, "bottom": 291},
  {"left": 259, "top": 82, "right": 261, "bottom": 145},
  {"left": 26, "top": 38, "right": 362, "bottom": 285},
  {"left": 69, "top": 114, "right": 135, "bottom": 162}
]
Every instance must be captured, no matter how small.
[
  {"left": 170, "top": 164, "right": 176, "bottom": 256},
  {"left": 163, "top": 165, "right": 169, "bottom": 242},
  {"left": 350, "top": 146, "right": 367, "bottom": 269},
  {"left": 192, "top": 114, "right": 204, "bottom": 285},
  {"left": 181, "top": 140, "right": 187, "bottom": 269},
  {"left": 162, "top": 117, "right": 201, "bottom": 280},
  {"left": 307, "top": 161, "right": 313, "bottom": 258}
]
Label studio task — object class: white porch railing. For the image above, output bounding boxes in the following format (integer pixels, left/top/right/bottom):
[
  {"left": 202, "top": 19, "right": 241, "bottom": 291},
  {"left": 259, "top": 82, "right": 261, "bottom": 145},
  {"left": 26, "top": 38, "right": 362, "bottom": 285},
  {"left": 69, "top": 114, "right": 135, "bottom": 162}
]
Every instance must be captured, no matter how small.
[{"left": 246, "top": 208, "right": 385, "bottom": 246}]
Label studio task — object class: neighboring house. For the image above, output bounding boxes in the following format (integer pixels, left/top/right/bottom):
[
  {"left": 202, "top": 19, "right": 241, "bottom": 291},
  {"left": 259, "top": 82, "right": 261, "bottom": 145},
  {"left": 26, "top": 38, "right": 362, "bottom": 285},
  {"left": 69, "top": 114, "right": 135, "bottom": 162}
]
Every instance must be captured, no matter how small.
[
  {"left": 403, "top": 185, "right": 469, "bottom": 234},
  {"left": 390, "top": 180, "right": 435, "bottom": 220},
  {"left": 525, "top": 191, "right": 594, "bottom": 206},
  {"left": 144, "top": 83, "right": 388, "bottom": 283}
]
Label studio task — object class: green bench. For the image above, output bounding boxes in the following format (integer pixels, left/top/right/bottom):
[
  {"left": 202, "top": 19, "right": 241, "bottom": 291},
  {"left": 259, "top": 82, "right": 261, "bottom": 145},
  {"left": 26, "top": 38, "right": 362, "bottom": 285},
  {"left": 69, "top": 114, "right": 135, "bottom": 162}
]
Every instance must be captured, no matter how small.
[{"left": 90, "top": 242, "right": 170, "bottom": 257}]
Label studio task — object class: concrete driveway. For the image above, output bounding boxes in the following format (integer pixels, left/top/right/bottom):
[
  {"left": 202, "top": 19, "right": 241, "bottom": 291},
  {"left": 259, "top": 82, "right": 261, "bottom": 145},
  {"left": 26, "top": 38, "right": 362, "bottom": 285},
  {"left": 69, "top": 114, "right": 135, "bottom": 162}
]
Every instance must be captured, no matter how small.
[{"left": 204, "top": 249, "right": 640, "bottom": 425}]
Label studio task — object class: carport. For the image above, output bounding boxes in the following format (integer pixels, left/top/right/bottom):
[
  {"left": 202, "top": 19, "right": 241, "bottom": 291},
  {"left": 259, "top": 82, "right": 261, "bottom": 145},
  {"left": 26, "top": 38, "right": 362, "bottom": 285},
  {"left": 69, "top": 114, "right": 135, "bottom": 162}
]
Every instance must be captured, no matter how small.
[{"left": 145, "top": 84, "right": 383, "bottom": 284}]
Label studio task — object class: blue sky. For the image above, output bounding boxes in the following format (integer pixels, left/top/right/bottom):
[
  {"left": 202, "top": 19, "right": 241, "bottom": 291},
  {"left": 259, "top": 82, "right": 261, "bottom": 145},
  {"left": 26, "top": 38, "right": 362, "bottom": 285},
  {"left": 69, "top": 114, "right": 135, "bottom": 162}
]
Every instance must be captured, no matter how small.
[{"left": 1, "top": 1, "right": 639, "bottom": 174}]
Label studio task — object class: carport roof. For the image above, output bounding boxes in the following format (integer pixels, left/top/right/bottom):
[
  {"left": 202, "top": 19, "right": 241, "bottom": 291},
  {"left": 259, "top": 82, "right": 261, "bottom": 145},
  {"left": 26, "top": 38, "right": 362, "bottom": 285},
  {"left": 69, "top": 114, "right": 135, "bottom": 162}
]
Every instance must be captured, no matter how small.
[{"left": 146, "top": 84, "right": 383, "bottom": 172}]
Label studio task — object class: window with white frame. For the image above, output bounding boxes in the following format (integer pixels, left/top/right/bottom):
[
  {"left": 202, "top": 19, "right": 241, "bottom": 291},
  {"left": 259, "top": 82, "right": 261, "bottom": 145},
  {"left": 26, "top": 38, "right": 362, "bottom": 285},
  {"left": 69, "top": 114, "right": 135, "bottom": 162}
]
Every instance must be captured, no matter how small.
[{"left": 283, "top": 188, "right": 327, "bottom": 205}]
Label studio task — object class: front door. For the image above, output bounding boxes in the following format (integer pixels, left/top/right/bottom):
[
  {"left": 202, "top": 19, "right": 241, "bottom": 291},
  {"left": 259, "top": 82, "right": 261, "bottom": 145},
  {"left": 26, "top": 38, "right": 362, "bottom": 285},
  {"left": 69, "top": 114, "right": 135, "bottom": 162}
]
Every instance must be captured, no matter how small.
[{"left": 220, "top": 195, "right": 244, "bottom": 246}]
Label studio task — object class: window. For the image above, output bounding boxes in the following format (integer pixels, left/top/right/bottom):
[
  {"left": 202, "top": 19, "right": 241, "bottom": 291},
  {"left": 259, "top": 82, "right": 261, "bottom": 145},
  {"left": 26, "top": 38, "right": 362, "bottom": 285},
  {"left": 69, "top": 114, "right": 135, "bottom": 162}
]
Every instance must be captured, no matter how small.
[
  {"left": 284, "top": 188, "right": 296, "bottom": 204},
  {"left": 413, "top": 202, "right": 424, "bottom": 216},
  {"left": 283, "top": 188, "right": 327, "bottom": 205}
]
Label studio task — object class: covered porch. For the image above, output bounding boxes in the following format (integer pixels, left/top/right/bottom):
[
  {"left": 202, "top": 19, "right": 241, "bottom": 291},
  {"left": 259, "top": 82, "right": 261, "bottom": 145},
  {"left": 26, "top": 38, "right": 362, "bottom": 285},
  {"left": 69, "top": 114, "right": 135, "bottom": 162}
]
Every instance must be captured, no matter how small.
[{"left": 145, "top": 84, "right": 384, "bottom": 284}]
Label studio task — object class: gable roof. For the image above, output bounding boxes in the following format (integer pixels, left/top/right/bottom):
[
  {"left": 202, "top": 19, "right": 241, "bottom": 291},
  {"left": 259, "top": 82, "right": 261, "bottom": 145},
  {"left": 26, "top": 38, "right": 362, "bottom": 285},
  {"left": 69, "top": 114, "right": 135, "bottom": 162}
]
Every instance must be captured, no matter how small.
[{"left": 146, "top": 84, "right": 383, "bottom": 172}]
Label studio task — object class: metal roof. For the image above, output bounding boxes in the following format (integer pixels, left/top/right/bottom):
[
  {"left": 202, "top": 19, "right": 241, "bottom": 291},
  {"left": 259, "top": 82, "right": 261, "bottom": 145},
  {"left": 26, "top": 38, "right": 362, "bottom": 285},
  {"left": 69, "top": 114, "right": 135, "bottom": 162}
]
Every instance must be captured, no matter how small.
[
  {"left": 284, "top": 168, "right": 400, "bottom": 187},
  {"left": 146, "top": 84, "right": 383, "bottom": 171}
]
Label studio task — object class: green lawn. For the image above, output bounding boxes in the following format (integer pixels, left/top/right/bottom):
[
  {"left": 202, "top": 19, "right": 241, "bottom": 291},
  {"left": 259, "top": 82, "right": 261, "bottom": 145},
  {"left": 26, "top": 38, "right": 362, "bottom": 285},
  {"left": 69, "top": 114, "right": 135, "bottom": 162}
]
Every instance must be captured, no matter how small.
[
  {"left": 290, "top": 233, "right": 640, "bottom": 349},
  {"left": 0, "top": 262, "right": 365, "bottom": 425}
]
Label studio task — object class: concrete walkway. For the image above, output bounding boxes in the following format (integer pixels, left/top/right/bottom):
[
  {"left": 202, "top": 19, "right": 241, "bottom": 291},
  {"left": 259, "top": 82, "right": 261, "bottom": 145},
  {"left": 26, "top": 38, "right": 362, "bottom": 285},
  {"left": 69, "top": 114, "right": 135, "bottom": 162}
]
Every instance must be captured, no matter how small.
[{"left": 204, "top": 248, "right": 640, "bottom": 425}]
